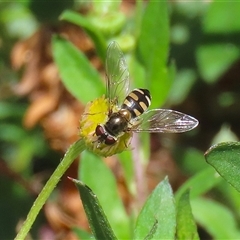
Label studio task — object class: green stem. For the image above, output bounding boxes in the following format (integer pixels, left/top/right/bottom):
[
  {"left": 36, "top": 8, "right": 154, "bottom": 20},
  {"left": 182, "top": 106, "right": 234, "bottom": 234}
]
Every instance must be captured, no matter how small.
[{"left": 15, "top": 139, "right": 86, "bottom": 240}]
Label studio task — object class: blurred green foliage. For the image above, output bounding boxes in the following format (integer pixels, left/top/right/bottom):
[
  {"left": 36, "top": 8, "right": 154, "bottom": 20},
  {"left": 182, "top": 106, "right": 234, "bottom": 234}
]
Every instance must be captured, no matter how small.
[{"left": 1, "top": 0, "right": 240, "bottom": 239}]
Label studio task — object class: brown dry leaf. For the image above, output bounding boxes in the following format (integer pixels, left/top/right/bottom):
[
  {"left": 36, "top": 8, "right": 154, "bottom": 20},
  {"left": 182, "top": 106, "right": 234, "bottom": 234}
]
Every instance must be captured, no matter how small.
[
  {"left": 42, "top": 100, "right": 83, "bottom": 151},
  {"left": 44, "top": 202, "right": 83, "bottom": 240},
  {"left": 24, "top": 89, "right": 60, "bottom": 128},
  {"left": 41, "top": 63, "right": 60, "bottom": 87},
  {"left": 12, "top": 27, "right": 52, "bottom": 96}
]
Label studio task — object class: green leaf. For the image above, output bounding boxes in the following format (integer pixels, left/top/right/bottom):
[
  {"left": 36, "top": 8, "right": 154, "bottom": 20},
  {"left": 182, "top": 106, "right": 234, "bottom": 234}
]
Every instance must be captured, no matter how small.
[
  {"left": 176, "top": 190, "right": 199, "bottom": 240},
  {"left": 191, "top": 197, "right": 240, "bottom": 239},
  {"left": 52, "top": 35, "right": 104, "bottom": 103},
  {"left": 175, "top": 167, "right": 222, "bottom": 202},
  {"left": 60, "top": 10, "right": 106, "bottom": 60},
  {"left": 129, "top": 53, "right": 146, "bottom": 88},
  {"left": 203, "top": 2, "right": 240, "bottom": 33},
  {"left": 71, "top": 178, "right": 117, "bottom": 240},
  {"left": 215, "top": 181, "right": 240, "bottom": 217},
  {"left": 168, "top": 69, "right": 197, "bottom": 105},
  {"left": 134, "top": 177, "right": 176, "bottom": 240},
  {"left": 205, "top": 142, "right": 240, "bottom": 193},
  {"left": 196, "top": 44, "right": 240, "bottom": 84},
  {"left": 138, "top": 0, "right": 171, "bottom": 108},
  {"left": 79, "top": 151, "right": 131, "bottom": 240}
]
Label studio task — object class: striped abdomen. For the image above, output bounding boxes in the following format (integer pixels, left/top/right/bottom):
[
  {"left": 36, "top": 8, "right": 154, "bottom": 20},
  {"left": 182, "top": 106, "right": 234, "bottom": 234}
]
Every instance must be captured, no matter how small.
[{"left": 121, "top": 88, "right": 151, "bottom": 118}]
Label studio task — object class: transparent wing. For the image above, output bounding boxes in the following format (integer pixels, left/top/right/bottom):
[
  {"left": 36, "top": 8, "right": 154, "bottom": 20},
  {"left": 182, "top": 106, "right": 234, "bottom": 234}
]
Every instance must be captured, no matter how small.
[
  {"left": 132, "top": 109, "right": 199, "bottom": 133},
  {"left": 105, "top": 41, "right": 130, "bottom": 107}
]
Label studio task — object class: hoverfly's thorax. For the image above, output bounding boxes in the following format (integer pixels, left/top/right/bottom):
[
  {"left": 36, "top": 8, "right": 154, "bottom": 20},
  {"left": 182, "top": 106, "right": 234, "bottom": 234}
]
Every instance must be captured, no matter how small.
[
  {"left": 105, "top": 112, "right": 128, "bottom": 136},
  {"left": 122, "top": 88, "right": 151, "bottom": 118}
]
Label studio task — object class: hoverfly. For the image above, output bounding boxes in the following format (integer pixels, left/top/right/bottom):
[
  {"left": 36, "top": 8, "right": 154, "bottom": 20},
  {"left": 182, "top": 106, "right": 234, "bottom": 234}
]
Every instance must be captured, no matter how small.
[{"left": 95, "top": 41, "right": 198, "bottom": 146}]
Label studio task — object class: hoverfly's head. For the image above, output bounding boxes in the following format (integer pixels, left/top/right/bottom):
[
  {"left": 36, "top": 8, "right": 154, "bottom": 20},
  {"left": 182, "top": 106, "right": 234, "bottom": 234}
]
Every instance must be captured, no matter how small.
[{"left": 79, "top": 96, "right": 132, "bottom": 157}]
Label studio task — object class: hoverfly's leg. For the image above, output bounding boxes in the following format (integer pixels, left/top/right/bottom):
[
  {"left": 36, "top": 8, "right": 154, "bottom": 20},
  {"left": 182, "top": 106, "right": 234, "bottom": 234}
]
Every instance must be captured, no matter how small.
[
  {"left": 82, "top": 112, "right": 103, "bottom": 116},
  {"left": 96, "top": 140, "right": 101, "bottom": 149},
  {"left": 122, "top": 134, "right": 133, "bottom": 149},
  {"left": 91, "top": 130, "right": 102, "bottom": 148},
  {"left": 126, "top": 138, "right": 134, "bottom": 151},
  {"left": 126, "top": 118, "right": 142, "bottom": 132},
  {"left": 123, "top": 139, "right": 128, "bottom": 148},
  {"left": 91, "top": 136, "right": 103, "bottom": 149}
]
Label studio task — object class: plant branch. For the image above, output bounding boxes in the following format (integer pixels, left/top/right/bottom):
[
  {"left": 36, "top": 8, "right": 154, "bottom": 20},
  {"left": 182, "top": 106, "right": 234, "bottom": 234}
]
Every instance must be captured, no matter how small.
[{"left": 15, "top": 139, "right": 86, "bottom": 240}]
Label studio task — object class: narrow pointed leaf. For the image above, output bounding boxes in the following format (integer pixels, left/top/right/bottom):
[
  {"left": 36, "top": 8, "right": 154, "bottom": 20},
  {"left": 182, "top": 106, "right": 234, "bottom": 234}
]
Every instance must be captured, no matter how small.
[
  {"left": 176, "top": 190, "right": 199, "bottom": 240},
  {"left": 134, "top": 177, "right": 176, "bottom": 240},
  {"left": 205, "top": 142, "right": 240, "bottom": 193},
  {"left": 71, "top": 178, "right": 117, "bottom": 240}
]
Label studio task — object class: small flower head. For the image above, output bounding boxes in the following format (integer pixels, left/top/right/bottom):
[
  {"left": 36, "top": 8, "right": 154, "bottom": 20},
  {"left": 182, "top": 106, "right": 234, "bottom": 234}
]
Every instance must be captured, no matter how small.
[{"left": 79, "top": 96, "right": 132, "bottom": 157}]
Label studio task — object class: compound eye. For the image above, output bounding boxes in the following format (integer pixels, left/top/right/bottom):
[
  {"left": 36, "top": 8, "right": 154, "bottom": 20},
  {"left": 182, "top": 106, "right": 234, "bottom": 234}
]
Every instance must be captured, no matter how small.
[
  {"left": 95, "top": 125, "right": 105, "bottom": 136},
  {"left": 105, "top": 135, "right": 116, "bottom": 145}
]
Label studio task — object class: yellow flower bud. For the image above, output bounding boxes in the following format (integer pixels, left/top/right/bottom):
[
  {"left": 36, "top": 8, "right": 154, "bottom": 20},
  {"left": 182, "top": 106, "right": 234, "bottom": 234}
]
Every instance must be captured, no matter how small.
[{"left": 79, "top": 96, "right": 132, "bottom": 157}]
